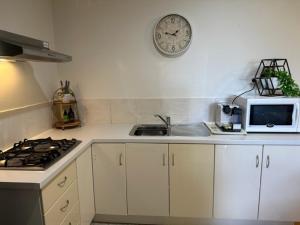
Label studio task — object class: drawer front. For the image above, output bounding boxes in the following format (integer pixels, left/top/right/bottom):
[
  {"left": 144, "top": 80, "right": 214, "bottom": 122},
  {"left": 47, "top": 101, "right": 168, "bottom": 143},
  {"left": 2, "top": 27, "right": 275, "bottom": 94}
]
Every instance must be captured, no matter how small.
[
  {"left": 44, "top": 180, "right": 79, "bottom": 225},
  {"left": 42, "top": 162, "right": 77, "bottom": 213},
  {"left": 60, "top": 201, "right": 81, "bottom": 225}
]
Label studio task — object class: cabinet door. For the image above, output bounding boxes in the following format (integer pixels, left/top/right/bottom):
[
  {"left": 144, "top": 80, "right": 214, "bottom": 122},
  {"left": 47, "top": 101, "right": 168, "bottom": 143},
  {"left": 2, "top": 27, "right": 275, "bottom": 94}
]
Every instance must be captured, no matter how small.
[
  {"left": 214, "top": 145, "right": 262, "bottom": 220},
  {"left": 126, "top": 143, "right": 169, "bottom": 216},
  {"left": 169, "top": 144, "right": 214, "bottom": 218},
  {"left": 92, "top": 144, "right": 127, "bottom": 215},
  {"left": 76, "top": 147, "right": 95, "bottom": 225},
  {"left": 259, "top": 145, "right": 300, "bottom": 221}
]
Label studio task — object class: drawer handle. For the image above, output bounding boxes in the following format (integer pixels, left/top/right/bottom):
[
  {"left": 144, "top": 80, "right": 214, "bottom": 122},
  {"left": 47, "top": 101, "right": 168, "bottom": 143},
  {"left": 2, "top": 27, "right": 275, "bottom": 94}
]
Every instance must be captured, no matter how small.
[
  {"left": 57, "top": 176, "right": 68, "bottom": 187},
  {"left": 69, "top": 223, "right": 72, "bottom": 225},
  {"left": 60, "top": 200, "right": 70, "bottom": 212}
]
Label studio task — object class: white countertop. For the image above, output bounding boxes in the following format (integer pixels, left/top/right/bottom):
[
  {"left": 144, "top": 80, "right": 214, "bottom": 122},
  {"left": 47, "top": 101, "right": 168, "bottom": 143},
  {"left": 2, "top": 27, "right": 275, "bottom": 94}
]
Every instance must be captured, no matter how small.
[{"left": 1, "top": 123, "right": 300, "bottom": 189}]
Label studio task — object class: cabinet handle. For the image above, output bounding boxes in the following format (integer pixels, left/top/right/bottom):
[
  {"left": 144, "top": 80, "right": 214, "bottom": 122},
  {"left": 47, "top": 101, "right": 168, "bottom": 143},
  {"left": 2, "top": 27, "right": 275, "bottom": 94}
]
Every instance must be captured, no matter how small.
[
  {"left": 172, "top": 153, "right": 175, "bottom": 166},
  {"left": 162, "top": 153, "right": 166, "bottom": 166},
  {"left": 60, "top": 200, "right": 69, "bottom": 212},
  {"left": 266, "top": 155, "right": 270, "bottom": 168},
  {"left": 57, "top": 176, "right": 67, "bottom": 188},
  {"left": 119, "top": 153, "right": 123, "bottom": 166},
  {"left": 256, "top": 155, "right": 259, "bottom": 168},
  {"left": 69, "top": 223, "right": 72, "bottom": 225}
]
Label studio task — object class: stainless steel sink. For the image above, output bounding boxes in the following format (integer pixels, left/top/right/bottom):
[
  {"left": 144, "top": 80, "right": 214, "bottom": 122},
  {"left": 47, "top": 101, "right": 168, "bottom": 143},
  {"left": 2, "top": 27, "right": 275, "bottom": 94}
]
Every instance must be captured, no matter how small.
[
  {"left": 129, "top": 124, "right": 169, "bottom": 136},
  {"left": 129, "top": 123, "right": 210, "bottom": 137}
]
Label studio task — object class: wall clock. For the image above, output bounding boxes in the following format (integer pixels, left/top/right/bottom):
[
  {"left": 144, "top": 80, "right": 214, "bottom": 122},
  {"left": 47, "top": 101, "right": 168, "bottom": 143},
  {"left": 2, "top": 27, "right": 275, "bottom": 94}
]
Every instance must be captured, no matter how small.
[{"left": 153, "top": 14, "right": 192, "bottom": 57}]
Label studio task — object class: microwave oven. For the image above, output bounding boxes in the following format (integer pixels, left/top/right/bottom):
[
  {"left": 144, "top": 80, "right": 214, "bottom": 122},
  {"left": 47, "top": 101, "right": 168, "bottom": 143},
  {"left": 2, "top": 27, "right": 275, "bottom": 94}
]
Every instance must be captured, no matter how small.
[{"left": 236, "top": 96, "right": 300, "bottom": 133}]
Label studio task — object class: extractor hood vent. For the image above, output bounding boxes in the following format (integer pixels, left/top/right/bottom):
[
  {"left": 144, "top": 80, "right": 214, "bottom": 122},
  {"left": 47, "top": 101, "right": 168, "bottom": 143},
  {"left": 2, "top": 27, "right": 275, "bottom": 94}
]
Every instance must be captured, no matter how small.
[{"left": 0, "top": 30, "right": 72, "bottom": 63}]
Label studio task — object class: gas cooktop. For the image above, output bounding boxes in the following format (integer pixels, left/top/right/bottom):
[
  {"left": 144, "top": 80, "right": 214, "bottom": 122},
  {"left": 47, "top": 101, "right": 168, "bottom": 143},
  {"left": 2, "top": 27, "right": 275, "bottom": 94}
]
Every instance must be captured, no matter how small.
[{"left": 0, "top": 137, "right": 81, "bottom": 170}]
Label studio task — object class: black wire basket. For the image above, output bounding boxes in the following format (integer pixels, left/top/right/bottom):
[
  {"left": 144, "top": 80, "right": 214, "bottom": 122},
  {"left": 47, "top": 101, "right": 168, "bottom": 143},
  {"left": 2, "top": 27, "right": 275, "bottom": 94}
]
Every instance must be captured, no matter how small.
[{"left": 253, "top": 59, "right": 291, "bottom": 96}]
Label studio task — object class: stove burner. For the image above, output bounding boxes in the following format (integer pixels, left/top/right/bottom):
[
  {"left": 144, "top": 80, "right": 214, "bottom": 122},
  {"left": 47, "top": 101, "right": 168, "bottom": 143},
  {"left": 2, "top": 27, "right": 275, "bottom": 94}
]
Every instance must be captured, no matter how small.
[{"left": 0, "top": 137, "right": 81, "bottom": 170}]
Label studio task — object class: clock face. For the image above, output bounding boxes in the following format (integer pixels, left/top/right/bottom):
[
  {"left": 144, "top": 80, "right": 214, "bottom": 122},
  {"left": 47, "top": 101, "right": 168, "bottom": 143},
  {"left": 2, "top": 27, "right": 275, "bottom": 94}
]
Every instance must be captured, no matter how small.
[{"left": 153, "top": 14, "right": 192, "bottom": 57}]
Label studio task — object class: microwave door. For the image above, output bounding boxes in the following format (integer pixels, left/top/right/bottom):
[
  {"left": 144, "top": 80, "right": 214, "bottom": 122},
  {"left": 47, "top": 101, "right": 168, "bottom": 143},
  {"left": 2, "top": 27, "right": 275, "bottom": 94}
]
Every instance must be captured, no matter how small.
[{"left": 249, "top": 104, "right": 298, "bottom": 132}]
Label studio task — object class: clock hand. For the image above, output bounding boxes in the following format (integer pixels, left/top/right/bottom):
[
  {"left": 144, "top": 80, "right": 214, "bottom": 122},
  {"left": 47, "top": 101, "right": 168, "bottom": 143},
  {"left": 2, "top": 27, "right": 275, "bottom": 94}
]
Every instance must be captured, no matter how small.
[
  {"left": 171, "top": 30, "right": 180, "bottom": 36},
  {"left": 165, "top": 30, "right": 180, "bottom": 37}
]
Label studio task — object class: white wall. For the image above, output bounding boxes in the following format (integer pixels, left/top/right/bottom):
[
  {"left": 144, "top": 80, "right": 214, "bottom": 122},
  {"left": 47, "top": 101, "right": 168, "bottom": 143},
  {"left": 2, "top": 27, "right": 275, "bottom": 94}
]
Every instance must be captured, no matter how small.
[
  {"left": 0, "top": 0, "right": 58, "bottom": 148},
  {"left": 0, "top": 0, "right": 59, "bottom": 111},
  {"left": 53, "top": 0, "right": 300, "bottom": 99}
]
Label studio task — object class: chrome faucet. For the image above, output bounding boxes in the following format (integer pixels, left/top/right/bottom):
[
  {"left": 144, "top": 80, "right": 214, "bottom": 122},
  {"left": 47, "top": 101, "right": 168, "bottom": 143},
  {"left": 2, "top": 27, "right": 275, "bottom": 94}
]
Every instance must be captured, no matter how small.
[
  {"left": 154, "top": 114, "right": 171, "bottom": 127},
  {"left": 154, "top": 114, "right": 171, "bottom": 135}
]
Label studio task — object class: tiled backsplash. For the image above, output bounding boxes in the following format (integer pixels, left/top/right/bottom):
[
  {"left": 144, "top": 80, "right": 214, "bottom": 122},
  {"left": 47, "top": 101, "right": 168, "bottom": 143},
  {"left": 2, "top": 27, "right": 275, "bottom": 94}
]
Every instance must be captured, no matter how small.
[
  {"left": 0, "top": 105, "right": 52, "bottom": 150},
  {"left": 0, "top": 98, "right": 230, "bottom": 149},
  {"left": 78, "top": 98, "right": 230, "bottom": 126}
]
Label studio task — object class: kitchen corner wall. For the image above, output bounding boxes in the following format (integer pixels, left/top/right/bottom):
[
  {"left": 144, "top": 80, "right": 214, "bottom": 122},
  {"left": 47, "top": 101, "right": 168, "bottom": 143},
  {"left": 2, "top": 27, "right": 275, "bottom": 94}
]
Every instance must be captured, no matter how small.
[
  {"left": 0, "top": 0, "right": 59, "bottom": 149},
  {"left": 52, "top": 0, "right": 300, "bottom": 124},
  {"left": 0, "top": 105, "right": 52, "bottom": 150}
]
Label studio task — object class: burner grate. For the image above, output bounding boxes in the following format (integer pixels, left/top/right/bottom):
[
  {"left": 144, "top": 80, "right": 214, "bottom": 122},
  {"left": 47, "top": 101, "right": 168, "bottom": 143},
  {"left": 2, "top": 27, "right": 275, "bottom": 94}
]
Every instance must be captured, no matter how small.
[{"left": 0, "top": 137, "right": 81, "bottom": 170}]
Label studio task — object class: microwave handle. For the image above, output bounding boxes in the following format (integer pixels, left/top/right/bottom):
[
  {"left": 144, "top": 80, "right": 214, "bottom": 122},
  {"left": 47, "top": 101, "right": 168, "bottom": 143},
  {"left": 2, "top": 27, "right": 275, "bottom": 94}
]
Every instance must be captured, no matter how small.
[
  {"left": 294, "top": 104, "right": 299, "bottom": 125},
  {"left": 295, "top": 104, "right": 299, "bottom": 124}
]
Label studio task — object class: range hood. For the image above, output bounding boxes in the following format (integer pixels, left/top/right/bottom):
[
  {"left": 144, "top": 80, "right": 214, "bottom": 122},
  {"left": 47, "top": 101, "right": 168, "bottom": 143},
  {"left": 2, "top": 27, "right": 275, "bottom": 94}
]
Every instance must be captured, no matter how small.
[{"left": 0, "top": 30, "right": 72, "bottom": 63}]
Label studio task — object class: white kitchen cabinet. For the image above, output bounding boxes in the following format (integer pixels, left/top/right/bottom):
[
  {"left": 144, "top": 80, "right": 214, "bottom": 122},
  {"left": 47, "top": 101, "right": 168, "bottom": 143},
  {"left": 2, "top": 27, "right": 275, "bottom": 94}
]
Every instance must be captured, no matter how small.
[
  {"left": 92, "top": 144, "right": 127, "bottom": 215},
  {"left": 44, "top": 181, "right": 79, "bottom": 225},
  {"left": 126, "top": 143, "right": 169, "bottom": 216},
  {"left": 259, "top": 145, "right": 300, "bottom": 221},
  {"left": 76, "top": 147, "right": 95, "bottom": 225},
  {"left": 60, "top": 201, "right": 81, "bottom": 225},
  {"left": 42, "top": 162, "right": 77, "bottom": 213},
  {"left": 169, "top": 144, "right": 214, "bottom": 218},
  {"left": 214, "top": 145, "right": 262, "bottom": 220}
]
